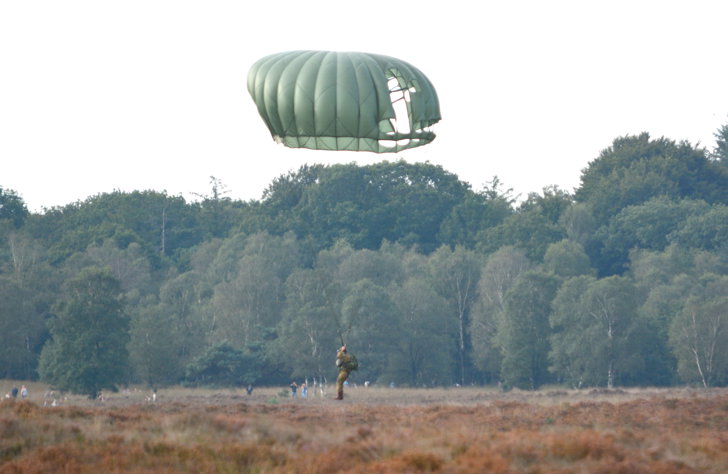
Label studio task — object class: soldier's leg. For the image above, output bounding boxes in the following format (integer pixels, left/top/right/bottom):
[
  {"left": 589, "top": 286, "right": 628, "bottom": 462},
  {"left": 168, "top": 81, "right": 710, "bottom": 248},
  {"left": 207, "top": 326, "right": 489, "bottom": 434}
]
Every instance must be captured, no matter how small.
[{"left": 335, "top": 370, "right": 348, "bottom": 400}]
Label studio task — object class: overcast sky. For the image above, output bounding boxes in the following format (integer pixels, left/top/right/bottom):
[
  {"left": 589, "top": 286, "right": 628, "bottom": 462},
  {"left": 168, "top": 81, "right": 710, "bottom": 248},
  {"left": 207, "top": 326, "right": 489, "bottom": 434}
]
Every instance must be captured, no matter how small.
[{"left": 2, "top": 1, "right": 727, "bottom": 212}]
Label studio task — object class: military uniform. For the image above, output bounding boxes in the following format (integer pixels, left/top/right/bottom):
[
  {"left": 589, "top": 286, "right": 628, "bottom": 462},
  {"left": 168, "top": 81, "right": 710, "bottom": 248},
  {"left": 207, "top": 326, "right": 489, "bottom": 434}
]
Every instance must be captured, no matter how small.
[{"left": 335, "top": 345, "right": 352, "bottom": 400}]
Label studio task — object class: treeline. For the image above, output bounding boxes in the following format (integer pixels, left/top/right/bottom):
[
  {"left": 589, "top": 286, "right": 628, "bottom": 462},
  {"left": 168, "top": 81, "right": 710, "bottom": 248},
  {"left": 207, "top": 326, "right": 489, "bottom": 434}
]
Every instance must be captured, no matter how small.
[{"left": 2, "top": 130, "right": 728, "bottom": 393}]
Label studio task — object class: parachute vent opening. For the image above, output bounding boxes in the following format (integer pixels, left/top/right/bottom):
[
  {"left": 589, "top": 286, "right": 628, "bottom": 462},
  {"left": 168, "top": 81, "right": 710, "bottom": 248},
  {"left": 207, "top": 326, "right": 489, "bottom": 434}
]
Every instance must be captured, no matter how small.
[
  {"left": 378, "top": 69, "right": 420, "bottom": 151},
  {"left": 387, "top": 73, "right": 412, "bottom": 135}
]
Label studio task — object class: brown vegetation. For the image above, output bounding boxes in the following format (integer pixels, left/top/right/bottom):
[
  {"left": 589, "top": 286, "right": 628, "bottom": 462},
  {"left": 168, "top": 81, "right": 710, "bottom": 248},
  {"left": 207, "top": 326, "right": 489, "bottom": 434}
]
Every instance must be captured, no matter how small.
[{"left": 2, "top": 385, "right": 728, "bottom": 473}]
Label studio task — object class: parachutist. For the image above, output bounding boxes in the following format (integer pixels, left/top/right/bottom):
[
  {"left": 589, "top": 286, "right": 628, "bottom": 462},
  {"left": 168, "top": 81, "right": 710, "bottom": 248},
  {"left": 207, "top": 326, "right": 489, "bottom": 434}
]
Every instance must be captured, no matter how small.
[{"left": 334, "top": 344, "right": 358, "bottom": 400}]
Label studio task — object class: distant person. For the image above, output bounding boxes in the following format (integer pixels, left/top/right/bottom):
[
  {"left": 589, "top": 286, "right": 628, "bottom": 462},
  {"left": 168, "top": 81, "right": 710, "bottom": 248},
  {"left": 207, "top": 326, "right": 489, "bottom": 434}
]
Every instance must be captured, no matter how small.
[
  {"left": 300, "top": 382, "right": 308, "bottom": 398},
  {"left": 334, "top": 344, "right": 357, "bottom": 400},
  {"left": 20, "top": 385, "right": 28, "bottom": 399},
  {"left": 246, "top": 384, "right": 254, "bottom": 395},
  {"left": 290, "top": 381, "right": 298, "bottom": 398},
  {"left": 11, "top": 386, "right": 18, "bottom": 398}
]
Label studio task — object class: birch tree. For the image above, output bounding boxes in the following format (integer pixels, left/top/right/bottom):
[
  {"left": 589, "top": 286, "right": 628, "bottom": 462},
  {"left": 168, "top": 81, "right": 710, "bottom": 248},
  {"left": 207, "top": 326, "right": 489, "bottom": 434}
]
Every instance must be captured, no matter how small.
[
  {"left": 470, "top": 246, "right": 531, "bottom": 380},
  {"left": 428, "top": 245, "right": 482, "bottom": 385},
  {"left": 669, "top": 275, "right": 728, "bottom": 387},
  {"left": 550, "top": 275, "right": 640, "bottom": 387}
]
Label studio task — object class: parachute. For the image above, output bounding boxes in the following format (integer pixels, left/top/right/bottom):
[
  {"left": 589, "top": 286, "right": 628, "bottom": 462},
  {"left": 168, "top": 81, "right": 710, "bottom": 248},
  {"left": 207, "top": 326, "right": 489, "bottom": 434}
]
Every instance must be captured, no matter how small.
[{"left": 247, "top": 50, "right": 441, "bottom": 153}]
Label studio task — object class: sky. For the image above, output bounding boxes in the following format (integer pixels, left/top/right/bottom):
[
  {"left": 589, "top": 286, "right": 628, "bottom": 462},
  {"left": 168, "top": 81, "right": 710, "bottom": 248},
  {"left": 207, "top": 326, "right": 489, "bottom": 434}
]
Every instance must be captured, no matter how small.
[{"left": 2, "top": 1, "right": 728, "bottom": 212}]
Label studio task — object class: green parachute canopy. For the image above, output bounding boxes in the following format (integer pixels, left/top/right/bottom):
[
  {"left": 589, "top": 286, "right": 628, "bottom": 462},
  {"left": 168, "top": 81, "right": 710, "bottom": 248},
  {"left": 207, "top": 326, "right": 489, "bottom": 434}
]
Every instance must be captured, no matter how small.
[{"left": 247, "top": 50, "right": 441, "bottom": 153}]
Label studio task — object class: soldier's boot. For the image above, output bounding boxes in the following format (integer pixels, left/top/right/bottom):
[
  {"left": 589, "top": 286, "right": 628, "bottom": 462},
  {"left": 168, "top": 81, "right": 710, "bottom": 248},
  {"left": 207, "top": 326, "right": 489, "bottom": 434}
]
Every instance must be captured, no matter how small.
[{"left": 334, "top": 388, "right": 344, "bottom": 400}]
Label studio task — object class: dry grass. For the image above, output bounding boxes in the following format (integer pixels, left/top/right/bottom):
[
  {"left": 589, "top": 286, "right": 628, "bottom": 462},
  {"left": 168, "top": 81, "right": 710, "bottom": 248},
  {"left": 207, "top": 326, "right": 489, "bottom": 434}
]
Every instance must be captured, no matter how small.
[{"left": 2, "top": 383, "right": 728, "bottom": 473}]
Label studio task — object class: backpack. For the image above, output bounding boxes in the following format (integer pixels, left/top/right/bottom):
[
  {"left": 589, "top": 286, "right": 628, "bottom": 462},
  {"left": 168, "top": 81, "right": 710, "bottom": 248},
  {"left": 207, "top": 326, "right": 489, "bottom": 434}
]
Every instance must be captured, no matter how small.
[{"left": 346, "top": 353, "right": 358, "bottom": 371}]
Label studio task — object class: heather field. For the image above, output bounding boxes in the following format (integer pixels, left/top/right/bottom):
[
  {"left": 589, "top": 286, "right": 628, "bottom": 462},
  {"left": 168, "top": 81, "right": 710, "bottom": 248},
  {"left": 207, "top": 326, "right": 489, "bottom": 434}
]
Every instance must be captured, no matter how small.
[{"left": 2, "top": 383, "right": 728, "bottom": 473}]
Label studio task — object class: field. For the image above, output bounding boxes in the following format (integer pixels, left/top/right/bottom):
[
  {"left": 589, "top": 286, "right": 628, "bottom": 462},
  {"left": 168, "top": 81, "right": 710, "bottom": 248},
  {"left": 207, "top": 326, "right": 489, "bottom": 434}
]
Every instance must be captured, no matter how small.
[{"left": 2, "top": 382, "right": 728, "bottom": 473}]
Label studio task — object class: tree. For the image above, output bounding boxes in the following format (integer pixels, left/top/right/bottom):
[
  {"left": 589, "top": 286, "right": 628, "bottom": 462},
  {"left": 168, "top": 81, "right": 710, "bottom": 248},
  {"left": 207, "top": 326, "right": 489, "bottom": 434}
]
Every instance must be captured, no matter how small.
[
  {"left": 591, "top": 197, "right": 710, "bottom": 276},
  {"left": 0, "top": 277, "right": 46, "bottom": 379},
  {"left": 26, "top": 190, "right": 205, "bottom": 266},
  {"left": 386, "top": 278, "right": 454, "bottom": 386},
  {"left": 257, "top": 161, "right": 471, "bottom": 253},
  {"left": 519, "top": 186, "right": 573, "bottom": 224},
  {"left": 2, "top": 230, "right": 50, "bottom": 284},
  {"left": 0, "top": 187, "right": 29, "bottom": 228},
  {"left": 206, "top": 232, "right": 300, "bottom": 351},
  {"left": 428, "top": 246, "right": 482, "bottom": 385},
  {"left": 60, "top": 239, "right": 154, "bottom": 301},
  {"left": 470, "top": 246, "right": 531, "bottom": 381},
  {"left": 548, "top": 276, "right": 594, "bottom": 387},
  {"left": 630, "top": 245, "right": 699, "bottom": 292},
  {"left": 549, "top": 275, "right": 641, "bottom": 388},
  {"left": 211, "top": 255, "right": 281, "bottom": 348},
  {"left": 500, "top": 271, "right": 560, "bottom": 389},
  {"left": 337, "top": 247, "right": 405, "bottom": 289},
  {"left": 275, "top": 267, "right": 341, "bottom": 380},
  {"left": 581, "top": 276, "right": 641, "bottom": 388},
  {"left": 712, "top": 120, "right": 728, "bottom": 168},
  {"left": 341, "top": 279, "right": 401, "bottom": 384},
  {"left": 478, "top": 209, "right": 565, "bottom": 262},
  {"left": 0, "top": 228, "right": 58, "bottom": 379},
  {"left": 559, "top": 203, "right": 596, "bottom": 247},
  {"left": 542, "top": 240, "right": 594, "bottom": 278},
  {"left": 184, "top": 342, "right": 261, "bottom": 387},
  {"left": 128, "top": 303, "right": 186, "bottom": 386},
  {"left": 193, "top": 176, "right": 248, "bottom": 239},
  {"left": 669, "top": 274, "right": 728, "bottom": 387},
  {"left": 669, "top": 204, "right": 728, "bottom": 252},
  {"left": 437, "top": 177, "right": 514, "bottom": 248},
  {"left": 575, "top": 133, "right": 728, "bottom": 223},
  {"left": 38, "top": 268, "right": 129, "bottom": 398}
]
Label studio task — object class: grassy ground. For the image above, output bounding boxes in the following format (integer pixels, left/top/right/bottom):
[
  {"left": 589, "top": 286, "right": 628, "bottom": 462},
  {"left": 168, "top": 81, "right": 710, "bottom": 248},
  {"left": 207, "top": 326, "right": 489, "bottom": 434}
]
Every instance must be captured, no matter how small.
[{"left": 2, "top": 382, "right": 728, "bottom": 472}]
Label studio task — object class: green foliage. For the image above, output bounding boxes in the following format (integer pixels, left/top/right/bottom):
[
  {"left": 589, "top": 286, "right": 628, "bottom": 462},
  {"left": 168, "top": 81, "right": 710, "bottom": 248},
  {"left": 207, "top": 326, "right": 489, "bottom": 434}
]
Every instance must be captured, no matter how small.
[
  {"left": 559, "top": 203, "right": 597, "bottom": 247},
  {"left": 518, "top": 186, "right": 573, "bottom": 224},
  {"left": 275, "top": 266, "right": 340, "bottom": 378},
  {"left": 38, "top": 267, "right": 129, "bottom": 398},
  {"left": 437, "top": 177, "right": 514, "bottom": 248},
  {"left": 26, "top": 191, "right": 207, "bottom": 266},
  {"left": 592, "top": 197, "right": 711, "bottom": 275},
  {"left": 184, "top": 342, "right": 261, "bottom": 387},
  {"left": 549, "top": 275, "right": 644, "bottom": 388},
  {"left": 542, "top": 240, "right": 594, "bottom": 278},
  {"left": 712, "top": 120, "right": 728, "bottom": 167},
  {"left": 342, "top": 279, "right": 401, "bottom": 382},
  {"left": 128, "top": 303, "right": 187, "bottom": 386},
  {"left": 576, "top": 133, "right": 728, "bottom": 223},
  {"left": 257, "top": 161, "right": 472, "bottom": 253},
  {"left": 500, "top": 271, "right": 560, "bottom": 389},
  {"left": 208, "top": 232, "right": 300, "bottom": 349},
  {"left": 0, "top": 187, "right": 29, "bottom": 228},
  {"left": 479, "top": 213, "right": 563, "bottom": 262},
  {"left": 5, "top": 134, "right": 728, "bottom": 389},
  {"left": 669, "top": 204, "right": 728, "bottom": 252},
  {"left": 470, "top": 246, "right": 531, "bottom": 381},
  {"left": 194, "top": 176, "right": 251, "bottom": 239},
  {"left": 668, "top": 274, "right": 728, "bottom": 387},
  {"left": 428, "top": 246, "right": 482, "bottom": 385},
  {"left": 0, "top": 276, "right": 46, "bottom": 379},
  {"left": 385, "top": 278, "right": 454, "bottom": 386}
]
